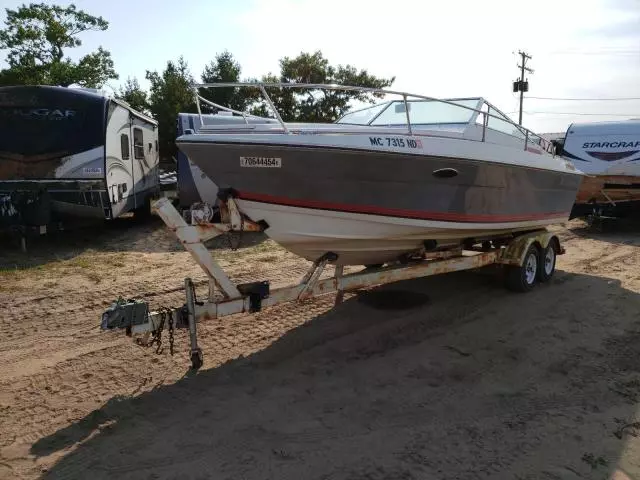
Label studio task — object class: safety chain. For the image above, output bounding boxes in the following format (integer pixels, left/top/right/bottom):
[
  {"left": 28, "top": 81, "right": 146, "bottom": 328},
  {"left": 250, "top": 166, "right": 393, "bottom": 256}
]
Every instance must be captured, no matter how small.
[
  {"left": 139, "top": 307, "right": 175, "bottom": 356},
  {"left": 167, "top": 309, "right": 175, "bottom": 356},
  {"left": 148, "top": 309, "right": 165, "bottom": 354}
]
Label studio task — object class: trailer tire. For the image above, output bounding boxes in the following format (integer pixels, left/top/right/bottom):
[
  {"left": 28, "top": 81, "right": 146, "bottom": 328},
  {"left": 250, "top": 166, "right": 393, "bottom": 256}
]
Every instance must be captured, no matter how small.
[
  {"left": 537, "top": 239, "right": 558, "bottom": 283},
  {"left": 504, "top": 244, "right": 539, "bottom": 292}
]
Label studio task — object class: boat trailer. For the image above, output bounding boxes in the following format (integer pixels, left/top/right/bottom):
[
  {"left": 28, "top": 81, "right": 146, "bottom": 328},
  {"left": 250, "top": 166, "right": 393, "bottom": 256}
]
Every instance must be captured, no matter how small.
[{"left": 100, "top": 197, "right": 564, "bottom": 370}]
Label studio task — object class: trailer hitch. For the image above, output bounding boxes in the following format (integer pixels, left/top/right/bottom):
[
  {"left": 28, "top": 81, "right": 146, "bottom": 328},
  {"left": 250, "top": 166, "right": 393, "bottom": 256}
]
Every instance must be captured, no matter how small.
[
  {"left": 101, "top": 297, "right": 150, "bottom": 332},
  {"left": 100, "top": 298, "right": 188, "bottom": 333}
]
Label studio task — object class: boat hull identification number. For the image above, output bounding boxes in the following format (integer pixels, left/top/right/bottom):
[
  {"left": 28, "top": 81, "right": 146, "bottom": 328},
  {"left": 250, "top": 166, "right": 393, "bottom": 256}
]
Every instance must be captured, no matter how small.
[
  {"left": 369, "top": 137, "right": 423, "bottom": 149},
  {"left": 240, "top": 156, "right": 282, "bottom": 168}
]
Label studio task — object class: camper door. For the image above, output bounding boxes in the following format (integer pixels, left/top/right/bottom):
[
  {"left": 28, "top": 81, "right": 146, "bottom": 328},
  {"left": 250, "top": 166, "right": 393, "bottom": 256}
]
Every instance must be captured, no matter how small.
[{"left": 106, "top": 105, "right": 135, "bottom": 217}]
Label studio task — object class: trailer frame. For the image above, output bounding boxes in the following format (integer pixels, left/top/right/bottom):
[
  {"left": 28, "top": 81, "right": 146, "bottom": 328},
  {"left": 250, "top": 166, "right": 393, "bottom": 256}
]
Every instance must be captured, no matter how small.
[{"left": 101, "top": 197, "right": 564, "bottom": 370}]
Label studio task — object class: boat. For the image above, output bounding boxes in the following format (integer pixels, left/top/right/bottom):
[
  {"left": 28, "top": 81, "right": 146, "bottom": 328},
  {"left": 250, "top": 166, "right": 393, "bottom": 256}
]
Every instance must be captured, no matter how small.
[
  {"left": 556, "top": 119, "right": 640, "bottom": 219},
  {"left": 175, "top": 83, "right": 583, "bottom": 266}
]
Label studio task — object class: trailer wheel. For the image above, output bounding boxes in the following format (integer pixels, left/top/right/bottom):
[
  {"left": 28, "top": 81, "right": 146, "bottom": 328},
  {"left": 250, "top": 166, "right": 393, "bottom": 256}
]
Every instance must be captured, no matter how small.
[
  {"left": 504, "top": 244, "right": 539, "bottom": 292},
  {"left": 537, "top": 239, "right": 557, "bottom": 283}
]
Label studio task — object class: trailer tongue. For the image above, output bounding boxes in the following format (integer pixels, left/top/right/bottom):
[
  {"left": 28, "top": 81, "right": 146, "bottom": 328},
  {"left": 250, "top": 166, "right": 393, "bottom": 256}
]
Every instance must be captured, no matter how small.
[{"left": 100, "top": 197, "right": 563, "bottom": 370}]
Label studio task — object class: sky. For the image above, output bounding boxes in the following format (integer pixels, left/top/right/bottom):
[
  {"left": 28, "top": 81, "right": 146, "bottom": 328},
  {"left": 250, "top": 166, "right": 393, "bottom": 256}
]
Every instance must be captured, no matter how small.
[{"left": 0, "top": 0, "right": 639, "bottom": 133}]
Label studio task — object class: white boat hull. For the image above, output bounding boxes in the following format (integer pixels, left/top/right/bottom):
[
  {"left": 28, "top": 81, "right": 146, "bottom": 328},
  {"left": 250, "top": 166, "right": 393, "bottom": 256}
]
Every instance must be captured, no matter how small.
[{"left": 239, "top": 199, "right": 567, "bottom": 265}]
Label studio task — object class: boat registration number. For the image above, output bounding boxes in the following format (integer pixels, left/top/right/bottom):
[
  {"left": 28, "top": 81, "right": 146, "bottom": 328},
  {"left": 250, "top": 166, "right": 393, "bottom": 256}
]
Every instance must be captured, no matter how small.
[
  {"left": 240, "top": 156, "right": 282, "bottom": 168},
  {"left": 369, "top": 137, "right": 423, "bottom": 149}
]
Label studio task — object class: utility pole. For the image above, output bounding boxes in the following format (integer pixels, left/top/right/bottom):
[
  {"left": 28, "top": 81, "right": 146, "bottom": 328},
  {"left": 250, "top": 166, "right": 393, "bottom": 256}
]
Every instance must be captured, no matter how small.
[{"left": 513, "top": 50, "right": 534, "bottom": 125}]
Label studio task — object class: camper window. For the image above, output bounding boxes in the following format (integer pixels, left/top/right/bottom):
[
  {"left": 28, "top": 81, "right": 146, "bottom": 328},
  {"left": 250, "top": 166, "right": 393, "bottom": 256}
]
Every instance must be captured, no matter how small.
[
  {"left": 133, "top": 128, "right": 144, "bottom": 159},
  {"left": 120, "top": 134, "right": 130, "bottom": 160}
]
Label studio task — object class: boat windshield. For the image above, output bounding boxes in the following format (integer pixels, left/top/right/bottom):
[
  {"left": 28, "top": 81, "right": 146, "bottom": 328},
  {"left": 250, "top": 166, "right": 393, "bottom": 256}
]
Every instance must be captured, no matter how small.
[
  {"left": 334, "top": 102, "right": 390, "bottom": 125},
  {"left": 336, "top": 98, "right": 481, "bottom": 127}
]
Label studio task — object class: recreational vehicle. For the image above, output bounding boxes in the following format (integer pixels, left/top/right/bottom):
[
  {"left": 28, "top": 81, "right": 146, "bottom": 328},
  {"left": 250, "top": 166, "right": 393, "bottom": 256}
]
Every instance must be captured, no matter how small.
[
  {"left": 558, "top": 119, "right": 640, "bottom": 218},
  {"left": 0, "top": 85, "right": 160, "bottom": 230}
]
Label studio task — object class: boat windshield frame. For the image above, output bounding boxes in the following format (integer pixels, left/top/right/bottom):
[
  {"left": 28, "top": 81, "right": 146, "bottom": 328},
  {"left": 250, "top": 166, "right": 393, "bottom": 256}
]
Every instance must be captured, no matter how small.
[{"left": 190, "top": 82, "right": 555, "bottom": 154}]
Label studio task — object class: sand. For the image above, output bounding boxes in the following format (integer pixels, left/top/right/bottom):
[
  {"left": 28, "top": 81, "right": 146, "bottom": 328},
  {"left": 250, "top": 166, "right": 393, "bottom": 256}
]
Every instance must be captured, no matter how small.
[{"left": 1, "top": 216, "right": 640, "bottom": 479}]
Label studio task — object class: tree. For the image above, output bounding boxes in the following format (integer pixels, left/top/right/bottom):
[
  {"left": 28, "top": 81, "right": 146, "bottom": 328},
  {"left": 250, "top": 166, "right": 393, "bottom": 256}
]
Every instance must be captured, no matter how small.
[
  {"left": 198, "top": 50, "right": 255, "bottom": 112},
  {"left": 115, "top": 77, "right": 149, "bottom": 114},
  {"left": 146, "top": 56, "right": 197, "bottom": 163},
  {"left": 254, "top": 51, "right": 395, "bottom": 122},
  {"left": 0, "top": 2, "right": 117, "bottom": 87}
]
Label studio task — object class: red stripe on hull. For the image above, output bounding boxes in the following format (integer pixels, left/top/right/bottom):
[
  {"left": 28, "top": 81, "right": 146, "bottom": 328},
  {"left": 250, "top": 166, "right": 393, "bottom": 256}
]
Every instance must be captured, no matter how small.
[{"left": 236, "top": 191, "right": 569, "bottom": 223}]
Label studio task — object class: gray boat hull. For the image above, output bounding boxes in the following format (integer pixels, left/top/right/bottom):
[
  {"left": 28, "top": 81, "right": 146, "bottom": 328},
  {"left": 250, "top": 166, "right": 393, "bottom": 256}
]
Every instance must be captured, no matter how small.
[{"left": 177, "top": 140, "right": 582, "bottom": 265}]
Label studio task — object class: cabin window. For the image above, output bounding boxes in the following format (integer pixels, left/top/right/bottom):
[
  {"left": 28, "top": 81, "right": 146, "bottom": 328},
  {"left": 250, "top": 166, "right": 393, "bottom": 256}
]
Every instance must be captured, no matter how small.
[
  {"left": 133, "top": 127, "right": 144, "bottom": 159},
  {"left": 120, "top": 134, "right": 130, "bottom": 160}
]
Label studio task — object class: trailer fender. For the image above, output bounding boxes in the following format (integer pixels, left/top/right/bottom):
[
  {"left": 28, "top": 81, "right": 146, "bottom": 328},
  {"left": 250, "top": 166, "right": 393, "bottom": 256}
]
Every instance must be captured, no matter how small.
[{"left": 498, "top": 231, "right": 562, "bottom": 267}]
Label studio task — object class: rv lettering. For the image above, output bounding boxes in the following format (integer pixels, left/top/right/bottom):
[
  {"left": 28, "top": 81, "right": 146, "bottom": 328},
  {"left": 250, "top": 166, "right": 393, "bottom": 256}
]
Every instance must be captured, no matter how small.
[
  {"left": 4, "top": 108, "right": 77, "bottom": 120},
  {"left": 582, "top": 141, "right": 640, "bottom": 149}
]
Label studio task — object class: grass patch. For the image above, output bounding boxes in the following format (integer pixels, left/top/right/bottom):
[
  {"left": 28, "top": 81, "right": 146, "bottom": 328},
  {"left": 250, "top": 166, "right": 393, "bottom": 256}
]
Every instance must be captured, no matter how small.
[
  {"left": 0, "top": 251, "right": 128, "bottom": 286},
  {"left": 0, "top": 263, "right": 47, "bottom": 277},
  {"left": 70, "top": 257, "right": 93, "bottom": 269},
  {"left": 211, "top": 238, "right": 284, "bottom": 262}
]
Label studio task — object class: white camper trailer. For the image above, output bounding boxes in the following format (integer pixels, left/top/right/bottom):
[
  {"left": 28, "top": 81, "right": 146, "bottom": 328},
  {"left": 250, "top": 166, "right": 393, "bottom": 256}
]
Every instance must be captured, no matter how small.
[
  {"left": 560, "top": 119, "right": 640, "bottom": 218},
  {"left": 0, "top": 85, "right": 160, "bottom": 230}
]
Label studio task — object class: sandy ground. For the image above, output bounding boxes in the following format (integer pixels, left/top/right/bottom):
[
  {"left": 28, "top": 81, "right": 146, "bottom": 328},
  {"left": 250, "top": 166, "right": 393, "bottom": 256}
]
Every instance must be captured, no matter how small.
[{"left": 1, "top": 215, "right": 640, "bottom": 479}]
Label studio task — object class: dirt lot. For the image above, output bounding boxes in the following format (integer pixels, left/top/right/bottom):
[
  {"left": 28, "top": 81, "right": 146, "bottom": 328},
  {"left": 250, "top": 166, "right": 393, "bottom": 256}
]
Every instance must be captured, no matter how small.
[{"left": 1, "top": 215, "right": 640, "bottom": 479}]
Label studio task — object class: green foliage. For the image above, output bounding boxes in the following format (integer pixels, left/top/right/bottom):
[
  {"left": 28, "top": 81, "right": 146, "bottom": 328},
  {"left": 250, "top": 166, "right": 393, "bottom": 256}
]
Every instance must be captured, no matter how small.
[
  {"left": 0, "top": 2, "right": 117, "bottom": 87},
  {"left": 115, "top": 76, "right": 149, "bottom": 114},
  {"left": 199, "top": 50, "right": 256, "bottom": 112},
  {"left": 145, "top": 56, "right": 197, "bottom": 163},
  {"left": 255, "top": 50, "right": 395, "bottom": 122}
]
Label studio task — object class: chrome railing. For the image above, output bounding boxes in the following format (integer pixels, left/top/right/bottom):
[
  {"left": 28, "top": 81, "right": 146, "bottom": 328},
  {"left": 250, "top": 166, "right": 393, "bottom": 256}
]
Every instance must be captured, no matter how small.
[{"left": 192, "top": 82, "right": 555, "bottom": 154}]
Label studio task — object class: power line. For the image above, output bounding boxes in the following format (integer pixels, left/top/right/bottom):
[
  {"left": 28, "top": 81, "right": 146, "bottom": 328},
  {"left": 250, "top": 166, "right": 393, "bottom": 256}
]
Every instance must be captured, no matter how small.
[
  {"left": 545, "top": 49, "right": 639, "bottom": 56},
  {"left": 525, "top": 96, "right": 640, "bottom": 101},
  {"left": 520, "top": 111, "right": 639, "bottom": 117}
]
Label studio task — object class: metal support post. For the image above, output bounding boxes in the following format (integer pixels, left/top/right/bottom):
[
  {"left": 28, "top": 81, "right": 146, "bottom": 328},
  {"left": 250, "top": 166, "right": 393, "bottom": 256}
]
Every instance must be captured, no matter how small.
[{"left": 185, "top": 278, "right": 203, "bottom": 370}]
